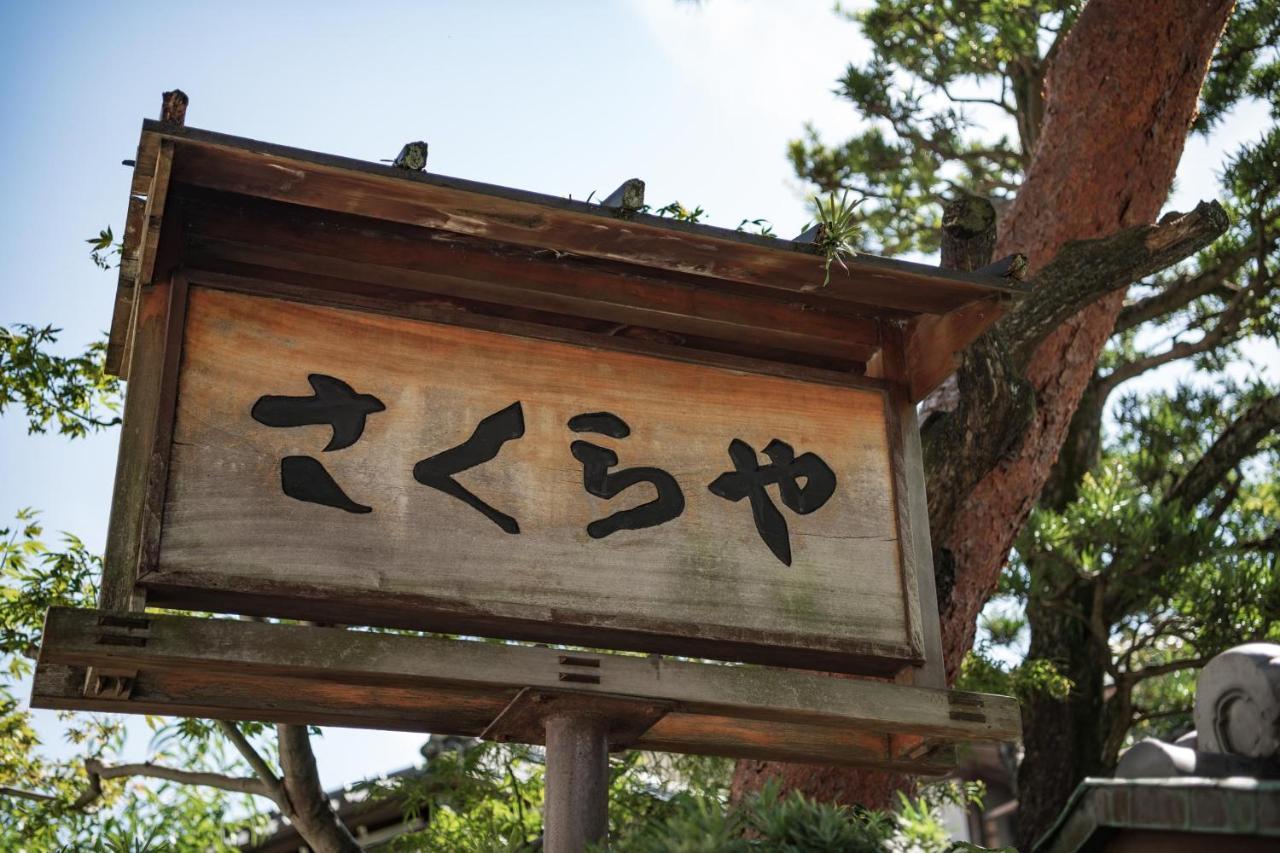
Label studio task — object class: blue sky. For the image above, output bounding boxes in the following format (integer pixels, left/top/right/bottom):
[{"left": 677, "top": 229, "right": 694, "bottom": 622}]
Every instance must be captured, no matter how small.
[{"left": 1, "top": 0, "right": 1271, "bottom": 790}]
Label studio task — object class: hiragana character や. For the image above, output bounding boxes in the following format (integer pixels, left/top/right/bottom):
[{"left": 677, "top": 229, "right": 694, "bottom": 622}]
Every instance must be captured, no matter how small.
[{"left": 708, "top": 438, "right": 836, "bottom": 566}]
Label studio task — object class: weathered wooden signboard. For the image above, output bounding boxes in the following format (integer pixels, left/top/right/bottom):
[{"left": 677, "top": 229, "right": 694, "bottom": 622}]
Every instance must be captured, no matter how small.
[
  {"left": 32, "top": 109, "right": 1025, "bottom": 805},
  {"left": 159, "top": 286, "right": 919, "bottom": 671}
]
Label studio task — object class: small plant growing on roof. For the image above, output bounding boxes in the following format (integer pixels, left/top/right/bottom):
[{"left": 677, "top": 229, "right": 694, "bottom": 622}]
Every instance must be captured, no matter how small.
[{"left": 811, "top": 190, "right": 865, "bottom": 287}]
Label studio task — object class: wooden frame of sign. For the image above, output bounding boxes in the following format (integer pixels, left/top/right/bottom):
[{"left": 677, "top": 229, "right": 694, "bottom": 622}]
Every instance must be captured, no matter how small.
[{"left": 34, "top": 119, "right": 1024, "bottom": 777}]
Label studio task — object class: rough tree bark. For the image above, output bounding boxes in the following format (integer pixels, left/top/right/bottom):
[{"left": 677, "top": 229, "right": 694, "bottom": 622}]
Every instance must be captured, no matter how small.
[
  {"left": 940, "top": 0, "right": 1234, "bottom": 680},
  {"left": 732, "top": 0, "right": 1235, "bottom": 816}
]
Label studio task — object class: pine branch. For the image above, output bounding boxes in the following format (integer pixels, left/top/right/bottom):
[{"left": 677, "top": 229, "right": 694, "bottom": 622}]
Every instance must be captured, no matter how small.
[
  {"left": 1099, "top": 257, "right": 1269, "bottom": 393},
  {"left": 1167, "top": 392, "right": 1280, "bottom": 508},
  {"left": 0, "top": 786, "right": 58, "bottom": 802},
  {"left": 1105, "top": 393, "right": 1280, "bottom": 618},
  {"left": 1001, "top": 201, "right": 1231, "bottom": 368},
  {"left": 1114, "top": 243, "right": 1253, "bottom": 332},
  {"left": 1122, "top": 656, "right": 1212, "bottom": 685},
  {"left": 1131, "top": 706, "right": 1192, "bottom": 726}
]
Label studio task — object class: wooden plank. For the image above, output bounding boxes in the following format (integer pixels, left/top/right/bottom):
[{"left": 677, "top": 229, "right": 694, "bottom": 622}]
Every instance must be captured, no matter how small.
[
  {"left": 151, "top": 125, "right": 1029, "bottom": 315},
  {"left": 641, "top": 715, "right": 952, "bottom": 774},
  {"left": 905, "top": 295, "right": 1010, "bottom": 402},
  {"left": 35, "top": 608, "right": 1021, "bottom": 750},
  {"left": 877, "top": 326, "right": 947, "bottom": 688},
  {"left": 105, "top": 195, "right": 146, "bottom": 377},
  {"left": 482, "top": 689, "right": 674, "bottom": 749},
  {"left": 188, "top": 268, "right": 880, "bottom": 395},
  {"left": 137, "top": 140, "right": 174, "bottom": 289},
  {"left": 148, "top": 285, "right": 921, "bottom": 671},
  {"left": 33, "top": 663, "right": 517, "bottom": 736},
  {"left": 176, "top": 191, "right": 885, "bottom": 364},
  {"left": 98, "top": 274, "right": 188, "bottom": 612},
  {"left": 115, "top": 141, "right": 175, "bottom": 380},
  {"left": 31, "top": 660, "right": 954, "bottom": 773},
  {"left": 129, "top": 129, "right": 161, "bottom": 197}
]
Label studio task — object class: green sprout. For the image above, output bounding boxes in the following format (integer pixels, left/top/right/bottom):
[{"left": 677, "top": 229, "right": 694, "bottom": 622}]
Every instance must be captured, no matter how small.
[{"left": 810, "top": 191, "right": 864, "bottom": 287}]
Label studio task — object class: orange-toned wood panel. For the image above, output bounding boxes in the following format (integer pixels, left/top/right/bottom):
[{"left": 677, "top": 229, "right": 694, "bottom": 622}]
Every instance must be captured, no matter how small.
[{"left": 154, "top": 286, "right": 916, "bottom": 663}]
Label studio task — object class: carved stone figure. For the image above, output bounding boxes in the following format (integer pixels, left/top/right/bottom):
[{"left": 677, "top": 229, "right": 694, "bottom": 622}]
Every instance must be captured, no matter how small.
[{"left": 1115, "top": 643, "right": 1280, "bottom": 779}]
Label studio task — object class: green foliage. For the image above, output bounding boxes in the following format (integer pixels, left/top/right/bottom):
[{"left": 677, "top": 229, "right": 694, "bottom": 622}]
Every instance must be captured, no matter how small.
[
  {"left": 958, "top": 650, "right": 1072, "bottom": 705},
  {"left": 367, "top": 743, "right": 999, "bottom": 852},
  {"left": 0, "top": 325, "right": 120, "bottom": 438},
  {"left": 1196, "top": 0, "right": 1280, "bottom": 132},
  {"left": 609, "top": 779, "right": 996, "bottom": 853},
  {"left": 736, "top": 217, "right": 776, "bottom": 237},
  {"left": 1013, "top": 379, "right": 1279, "bottom": 757},
  {"left": 646, "top": 200, "right": 707, "bottom": 223},
  {"left": 0, "top": 509, "right": 99, "bottom": 679},
  {"left": 811, "top": 191, "right": 865, "bottom": 286},
  {"left": 85, "top": 227, "right": 121, "bottom": 271},
  {"left": 0, "top": 510, "right": 267, "bottom": 850},
  {"left": 789, "top": 1, "right": 1080, "bottom": 255}
]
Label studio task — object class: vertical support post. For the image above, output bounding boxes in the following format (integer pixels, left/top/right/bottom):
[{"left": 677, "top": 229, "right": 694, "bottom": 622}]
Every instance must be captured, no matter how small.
[{"left": 543, "top": 712, "right": 609, "bottom": 853}]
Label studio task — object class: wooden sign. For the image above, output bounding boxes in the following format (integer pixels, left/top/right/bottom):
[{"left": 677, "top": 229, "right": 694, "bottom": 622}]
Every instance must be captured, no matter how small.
[
  {"left": 152, "top": 285, "right": 923, "bottom": 671},
  {"left": 33, "top": 118, "right": 1025, "bottom": 783}
]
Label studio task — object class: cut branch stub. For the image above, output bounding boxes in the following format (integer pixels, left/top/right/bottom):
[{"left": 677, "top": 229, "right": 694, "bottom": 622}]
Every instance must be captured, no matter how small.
[
  {"left": 941, "top": 194, "right": 998, "bottom": 273},
  {"left": 601, "top": 178, "right": 645, "bottom": 216},
  {"left": 160, "top": 90, "right": 188, "bottom": 125}
]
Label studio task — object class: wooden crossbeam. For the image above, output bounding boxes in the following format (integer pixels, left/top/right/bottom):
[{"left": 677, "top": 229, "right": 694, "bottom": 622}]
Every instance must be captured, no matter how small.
[{"left": 34, "top": 608, "right": 1018, "bottom": 774}]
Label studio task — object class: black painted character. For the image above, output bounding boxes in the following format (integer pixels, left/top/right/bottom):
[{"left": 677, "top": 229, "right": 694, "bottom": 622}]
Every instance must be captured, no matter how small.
[
  {"left": 251, "top": 374, "right": 385, "bottom": 513},
  {"left": 569, "top": 412, "right": 685, "bottom": 538},
  {"left": 414, "top": 402, "right": 525, "bottom": 534},
  {"left": 708, "top": 438, "right": 836, "bottom": 566}
]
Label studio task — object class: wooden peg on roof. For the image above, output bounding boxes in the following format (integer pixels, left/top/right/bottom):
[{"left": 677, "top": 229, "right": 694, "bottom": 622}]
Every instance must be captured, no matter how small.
[
  {"left": 160, "top": 90, "right": 188, "bottom": 126},
  {"left": 978, "top": 253, "right": 1028, "bottom": 281},
  {"left": 393, "top": 141, "right": 429, "bottom": 172},
  {"left": 792, "top": 223, "right": 823, "bottom": 244},
  {"left": 601, "top": 178, "right": 645, "bottom": 216}
]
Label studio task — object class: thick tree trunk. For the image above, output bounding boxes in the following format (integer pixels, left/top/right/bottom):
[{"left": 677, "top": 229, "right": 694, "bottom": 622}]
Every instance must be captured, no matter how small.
[
  {"left": 938, "top": 0, "right": 1233, "bottom": 679},
  {"left": 1015, "top": 579, "right": 1109, "bottom": 850},
  {"left": 732, "top": 0, "right": 1233, "bottom": 816}
]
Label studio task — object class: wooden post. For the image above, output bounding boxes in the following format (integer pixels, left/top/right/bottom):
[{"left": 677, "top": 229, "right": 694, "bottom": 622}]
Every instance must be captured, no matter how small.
[
  {"left": 482, "top": 690, "right": 671, "bottom": 851},
  {"left": 543, "top": 712, "right": 610, "bottom": 852}
]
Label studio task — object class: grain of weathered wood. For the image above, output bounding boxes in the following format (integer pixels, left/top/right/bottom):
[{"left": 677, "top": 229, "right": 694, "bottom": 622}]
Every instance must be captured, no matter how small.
[
  {"left": 34, "top": 608, "right": 1019, "bottom": 769},
  {"left": 153, "top": 124, "right": 1027, "bottom": 314},
  {"left": 879, "top": 325, "right": 947, "bottom": 688},
  {"left": 99, "top": 274, "right": 186, "bottom": 613},
  {"left": 176, "top": 191, "right": 885, "bottom": 364},
  {"left": 905, "top": 295, "right": 1010, "bottom": 402},
  {"left": 38, "top": 609, "right": 1020, "bottom": 743},
  {"left": 186, "top": 269, "right": 880, "bottom": 394},
  {"left": 108, "top": 124, "right": 1028, "bottom": 399},
  {"left": 106, "top": 195, "right": 147, "bottom": 377},
  {"left": 148, "top": 286, "right": 919, "bottom": 669},
  {"left": 33, "top": 662, "right": 517, "bottom": 734},
  {"left": 111, "top": 141, "right": 175, "bottom": 380},
  {"left": 32, "top": 659, "right": 959, "bottom": 773},
  {"left": 640, "top": 715, "right": 951, "bottom": 774},
  {"left": 137, "top": 140, "right": 174, "bottom": 291}
]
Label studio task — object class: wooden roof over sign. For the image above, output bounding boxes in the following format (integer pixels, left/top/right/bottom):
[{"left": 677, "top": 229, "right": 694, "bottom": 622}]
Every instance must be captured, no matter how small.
[{"left": 107, "top": 120, "right": 1027, "bottom": 400}]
